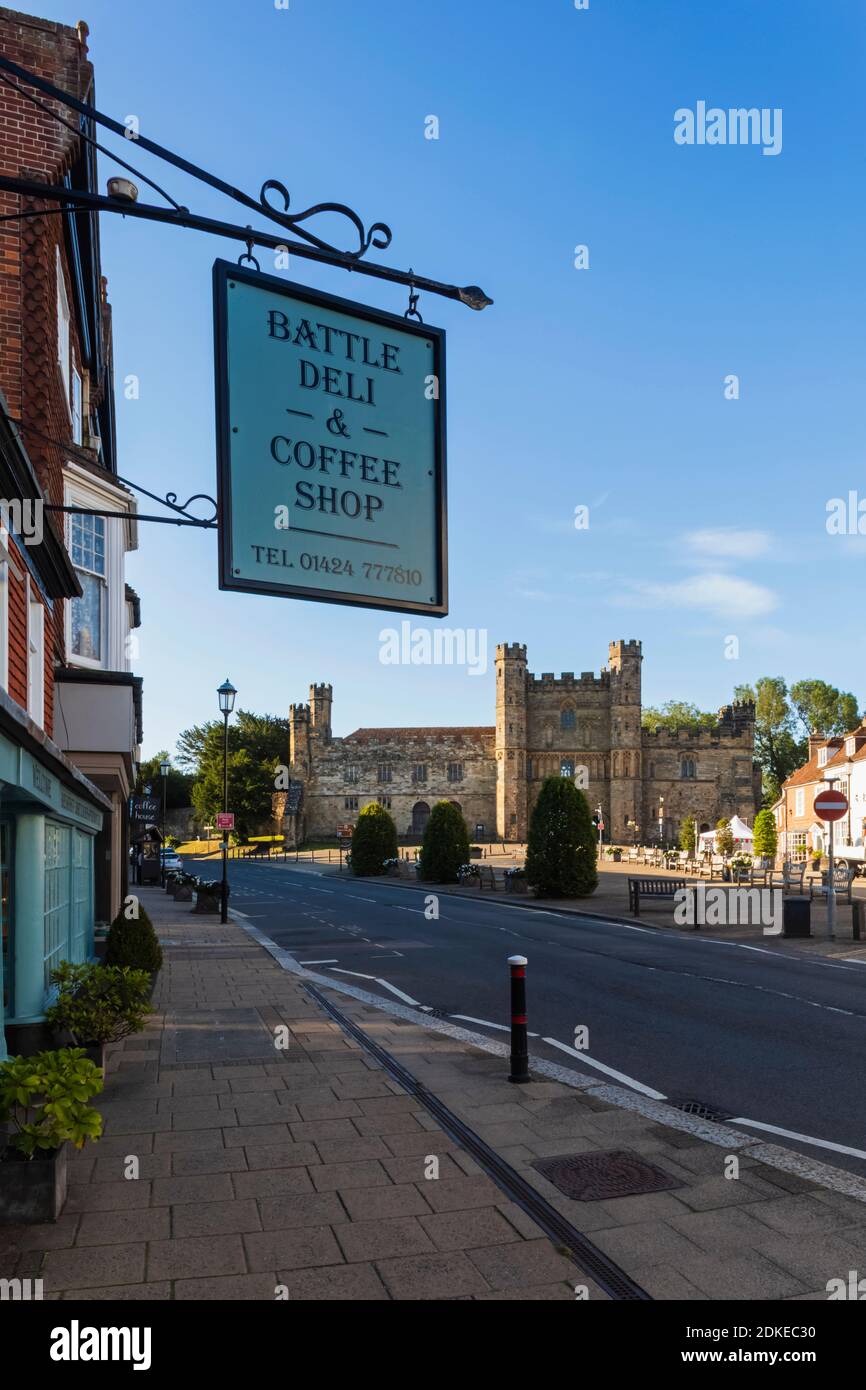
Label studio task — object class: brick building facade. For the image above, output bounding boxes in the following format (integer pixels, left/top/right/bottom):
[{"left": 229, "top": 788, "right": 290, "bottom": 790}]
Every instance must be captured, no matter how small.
[
  {"left": 278, "top": 639, "right": 761, "bottom": 845},
  {"left": 0, "top": 8, "right": 141, "bottom": 1057}
]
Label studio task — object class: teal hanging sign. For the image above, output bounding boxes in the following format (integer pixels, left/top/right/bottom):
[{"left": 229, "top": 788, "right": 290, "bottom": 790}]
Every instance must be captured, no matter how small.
[{"left": 213, "top": 260, "right": 447, "bottom": 614}]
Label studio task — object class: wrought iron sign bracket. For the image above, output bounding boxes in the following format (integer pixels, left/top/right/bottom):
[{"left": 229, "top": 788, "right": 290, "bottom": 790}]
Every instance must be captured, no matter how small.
[{"left": 0, "top": 54, "right": 493, "bottom": 313}]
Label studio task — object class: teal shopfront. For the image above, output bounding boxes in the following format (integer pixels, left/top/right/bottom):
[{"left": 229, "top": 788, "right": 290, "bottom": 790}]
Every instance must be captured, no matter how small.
[{"left": 0, "top": 726, "right": 107, "bottom": 1060}]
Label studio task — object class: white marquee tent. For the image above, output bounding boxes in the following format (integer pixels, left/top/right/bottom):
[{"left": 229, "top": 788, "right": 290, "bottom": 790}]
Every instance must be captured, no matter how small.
[{"left": 698, "top": 816, "right": 754, "bottom": 850}]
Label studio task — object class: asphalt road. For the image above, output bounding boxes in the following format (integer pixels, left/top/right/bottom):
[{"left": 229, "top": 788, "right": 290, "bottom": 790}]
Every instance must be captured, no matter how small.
[{"left": 190, "top": 855, "right": 866, "bottom": 1177}]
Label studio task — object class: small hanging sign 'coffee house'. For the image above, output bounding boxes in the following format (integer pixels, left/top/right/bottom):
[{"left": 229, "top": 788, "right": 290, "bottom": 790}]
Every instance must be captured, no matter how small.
[{"left": 213, "top": 260, "right": 447, "bottom": 615}]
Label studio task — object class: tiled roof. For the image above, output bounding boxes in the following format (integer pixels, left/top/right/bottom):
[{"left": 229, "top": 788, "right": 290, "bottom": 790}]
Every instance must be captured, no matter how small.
[{"left": 344, "top": 726, "right": 495, "bottom": 743}]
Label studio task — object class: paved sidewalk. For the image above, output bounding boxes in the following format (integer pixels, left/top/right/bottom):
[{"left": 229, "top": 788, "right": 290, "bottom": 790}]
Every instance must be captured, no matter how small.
[
  {"left": 0, "top": 888, "right": 588, "bottom": 1301},
  {"left": 4, "top": 883, "right": 866, "bottom": 1301}
]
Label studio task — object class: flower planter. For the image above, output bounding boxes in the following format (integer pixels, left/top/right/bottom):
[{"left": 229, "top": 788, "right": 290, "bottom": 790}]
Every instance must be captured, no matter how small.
[
  {"left": 510, "top": 877, "right": 529, "bottom": 894},
  {"left": 193, "top": 890, "right": 221, "bottom": 914},
  {"left": 0, "top": 1144, "right": 68, "bottom": 1224},
  {"left": 172, "top": 885, "right": 193, "bottom": 902}
]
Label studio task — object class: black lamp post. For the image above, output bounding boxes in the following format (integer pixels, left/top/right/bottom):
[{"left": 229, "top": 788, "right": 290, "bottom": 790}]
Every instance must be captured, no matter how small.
[
  {"left": 159, "top": 756, "right": 170, "bottom": 885},
  {"left": 217, "top": 678, "right": 236, "bottom": 924}
]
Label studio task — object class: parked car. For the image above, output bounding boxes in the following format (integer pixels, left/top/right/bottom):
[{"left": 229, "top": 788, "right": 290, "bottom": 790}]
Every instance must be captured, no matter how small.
[{"left": 160, "top": 849, "right": 183, "bottom": 873}]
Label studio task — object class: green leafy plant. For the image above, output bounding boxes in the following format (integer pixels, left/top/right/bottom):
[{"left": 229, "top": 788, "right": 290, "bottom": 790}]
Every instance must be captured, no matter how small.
[
  {"left": 104, "top": 904, "right": 163, "bottom": 973},
  {"left": 419, "top": 802, "right": 471, "bottom": 883},
  {"left": 525, "top": 778, "right": 598, "bottom": 898},
  {"left": 46, "top": 962, "right": 152, "bottom": 1047},
  {"left": 679, "top": 816, "right": 697, "bottom": 854},
  {"left": 0, "top": 1049, "right": 103, "bottom": 1157},
  {"left": 350, "top": 802, "right": 398, "bottom": 876},
  {"left": 752, "top": 808, "right": 777, "bottom": 860},
  {"left": 715, "top": 819, "right": 735, "bottom": 858}
]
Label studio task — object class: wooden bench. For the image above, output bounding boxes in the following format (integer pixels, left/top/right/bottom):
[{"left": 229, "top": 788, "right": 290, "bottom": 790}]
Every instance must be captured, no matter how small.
[{"left": 628, "top": 876, "right": 687, "bottom": 917}]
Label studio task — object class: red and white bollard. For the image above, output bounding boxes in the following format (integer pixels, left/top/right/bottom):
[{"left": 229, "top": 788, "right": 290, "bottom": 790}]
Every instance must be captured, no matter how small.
[{"left": 508, "top": 955, "right": 530, "bottom": 1084}]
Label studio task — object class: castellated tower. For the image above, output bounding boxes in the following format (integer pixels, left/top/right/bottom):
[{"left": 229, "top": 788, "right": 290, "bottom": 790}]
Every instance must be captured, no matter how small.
[
  {"left": 309, "top": 683, "right": 333, "bottom": 745},
  {"left": 607, "top": 639, "right": 643, "bottom": 842},
  {"left": 496, "top": 643, "right": 528, "bottom": 840},
  {"left": 289, "top": 702, "right": 311, "bottom": 775}
]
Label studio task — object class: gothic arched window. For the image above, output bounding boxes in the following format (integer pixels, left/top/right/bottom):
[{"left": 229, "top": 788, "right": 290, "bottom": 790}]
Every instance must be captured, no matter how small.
[
  {"left": 680, "top": 757, "right": 696, "bottom": 779},
  {"left": 560, "top": 707, "right": 576, "bottom": 731}
]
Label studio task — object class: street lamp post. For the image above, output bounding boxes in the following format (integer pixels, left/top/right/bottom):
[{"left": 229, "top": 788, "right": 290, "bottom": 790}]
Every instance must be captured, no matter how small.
[
  {"left": 159, "top": 757, "right": 170, "bottom": 886},
  {"left": 217, "top": 679, "right": 237, "bottom": 925}
]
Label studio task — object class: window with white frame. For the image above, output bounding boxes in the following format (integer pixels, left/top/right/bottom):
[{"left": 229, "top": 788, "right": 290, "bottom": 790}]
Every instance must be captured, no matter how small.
[
  {"left": 846, "top": 737, "right": 856, "bottom": 756},
  {"left": 27, "top": 585, "right": 45, "bottom": 726},
  {"left": 71, "top": 366, "right": 83, "bottom": 446},
  {"left": 795, "top": 788, "right": 805, "bottom": 817},
  {"left": 56, "top": 249, "right": 71, "bottom": 402},
  {"left": 818, "top": 747, "right": 828, "bottom": 767},
  {"left": 70, "top": 512, "right": 106, "bottom": 663}
]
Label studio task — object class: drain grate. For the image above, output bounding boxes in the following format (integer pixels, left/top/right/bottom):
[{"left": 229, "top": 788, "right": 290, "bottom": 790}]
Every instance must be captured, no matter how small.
[
  {"left": 669, "top": 1098, "right": 734, "bottom": 1123},
  {"left": 533, "top": 1149, "right": 682, "bottom": 1202}
]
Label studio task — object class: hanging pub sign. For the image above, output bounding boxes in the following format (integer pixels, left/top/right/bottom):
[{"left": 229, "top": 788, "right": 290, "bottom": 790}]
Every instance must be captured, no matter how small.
[{"left": 213, "top": 260, "right": 447, "bottom": 615}]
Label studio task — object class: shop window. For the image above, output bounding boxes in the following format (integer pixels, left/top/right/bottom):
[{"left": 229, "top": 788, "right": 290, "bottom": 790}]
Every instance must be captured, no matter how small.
[
  {"left": 43, "top": 822, "right": 72, "bottom": 988},
  {"left": 70, "top": 512, "right": 106, "bottom": 662}
]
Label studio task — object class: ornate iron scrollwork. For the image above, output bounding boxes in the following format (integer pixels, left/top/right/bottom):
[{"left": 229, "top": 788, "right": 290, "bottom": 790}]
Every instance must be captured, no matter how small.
[{"left": 259, "top": 180, "right": 392, "bottom": 261}]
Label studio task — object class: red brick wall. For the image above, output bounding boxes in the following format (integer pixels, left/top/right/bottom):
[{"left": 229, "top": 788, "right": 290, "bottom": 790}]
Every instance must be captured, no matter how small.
[{"left": 0, "top": 8, "right": 93, "bottom": 735}]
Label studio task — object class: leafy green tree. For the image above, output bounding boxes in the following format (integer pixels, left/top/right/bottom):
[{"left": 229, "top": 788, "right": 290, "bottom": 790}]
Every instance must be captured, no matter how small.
[
  {"left": 525, "top": 778, "right": 598, "bottom": 898},
  {"left": 135, "top": 752, "right": 193, "bottom": 810},
  {"left": 176, "top": 711, "right": 291, "bottom": 840},
  {"left": 418, "top": 801, "right": 470, "bottom": 883},
  {"left": 733, "top": 679, "right": 804, "bottom": 806},
  {"left": 642, "top": 701, "right": 717, "bottom": 733},
  {"left": 752, "top": 808, "right": 777, "bottom": 862},
  {"left": 679, "top": 816, "right": 696, "bottom": 854},
  {"left": 350, "top": 802, "right": 398, "bottom": 876},
  {"left": 715, "top": 818, "right": 735, "bottom": 858},
  {"left": 789, "top": 680, "right": 859, "bottom": 738}
]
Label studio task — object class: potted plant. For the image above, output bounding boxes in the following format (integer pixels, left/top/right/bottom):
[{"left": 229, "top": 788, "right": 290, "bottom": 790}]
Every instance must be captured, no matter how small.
[
  {"left": 731, "top": 853, "right": 753, "bottom": 882},
  {"left": 104, "top": 904, "right": 164, "bottom": 992},
  {"left": 46, "top": 962, "right": 152, "bottom": 1072},
  {"left": 0, "top": 1048, "right": 103, "bottom": 1223},
  {"left": 504, "top": 866, "right": 528, "bottom": 894},
  {"left": 606, "top": 846, "right": 622, "bottom": 862},
  {"left": 193, "top": 879, "right": 223, "bottom": 914}
]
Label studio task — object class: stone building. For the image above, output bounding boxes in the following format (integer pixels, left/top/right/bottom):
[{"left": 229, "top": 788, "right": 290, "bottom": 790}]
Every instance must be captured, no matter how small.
[{"left": 276, "top": 640, "right": 760, "bottom": 845}]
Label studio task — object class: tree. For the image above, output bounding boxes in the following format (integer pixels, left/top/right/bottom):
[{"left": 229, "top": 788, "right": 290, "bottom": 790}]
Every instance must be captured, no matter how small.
[
  {"left": 135, "top": 752, "right": 194, "bottom": 810},
  {"left": 679, "top": 815, "right": 696, "bottom": 854},
  {"left": 525, "top": 777, "right": 598, "bottom": 898},
  {"left": 176, "top": 711, "right": 291, "bottom": 840},
  {"left": 789, "top": 680, "right": 859, "bottom": 738},
  {"left": 642, "top": 701, "right": 717, "bottom": 733},
  {"left": 350, "top": 802, "right": 398, "bottom": 876},
  {"left": 733, "top": 678, "right": 804, "bottom": 806},
  {"left": 715, "top": 818, "right": 734, "bottom": 858},
  {"left": 752, "top": 808, "right": 777, "bottom": 862},
  {"left": 418, "top": 801, "right": 470, "bottom": 883}
]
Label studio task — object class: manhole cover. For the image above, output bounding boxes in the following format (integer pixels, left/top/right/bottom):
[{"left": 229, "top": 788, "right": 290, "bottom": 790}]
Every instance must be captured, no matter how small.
[
  {"left": 533, "top": 1149, "right": 682, "bottom": 1201},
  {"left": 669, "top": 1098, "right": 733, "bottom": 1122}
]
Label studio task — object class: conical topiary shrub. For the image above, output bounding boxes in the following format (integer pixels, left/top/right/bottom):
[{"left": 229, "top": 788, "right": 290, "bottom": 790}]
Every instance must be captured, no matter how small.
[
  {"left": 525, "top": 777, "right": 598, "bottom": 898},
  {"left": 104, "top": 903, "right": 164, "bottom": 974},
  {"left": 418, "top": 801, "right": 470, "bottom": 884},
  {"left": 350, "top": 802, "right": 398, "bottom": 876}
]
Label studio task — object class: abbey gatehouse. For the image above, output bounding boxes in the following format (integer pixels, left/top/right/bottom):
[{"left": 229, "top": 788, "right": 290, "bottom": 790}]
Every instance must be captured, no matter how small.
[{"left": 275, "top": 640, "right": 761, "bottom": 844}]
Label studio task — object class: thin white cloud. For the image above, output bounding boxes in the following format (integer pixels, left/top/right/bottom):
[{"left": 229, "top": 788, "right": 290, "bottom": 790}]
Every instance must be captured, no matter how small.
[
  {"left": 684, "top": 528, "right": 771, "bottom": 560},
  {"left": 612, "top": 572, "right": 778, "bottom": 620}
]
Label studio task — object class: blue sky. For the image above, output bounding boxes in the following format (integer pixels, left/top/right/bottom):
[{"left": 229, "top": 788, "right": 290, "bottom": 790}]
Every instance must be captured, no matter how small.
[{"left": 30, "top": 0, "right": 866, "bottom": 754}]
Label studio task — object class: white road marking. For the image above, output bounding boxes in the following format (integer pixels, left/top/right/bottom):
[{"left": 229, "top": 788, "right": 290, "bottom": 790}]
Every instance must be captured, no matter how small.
[
  {"left": 298, "top": 959, "right": 339, "bottom": 965},
  {"left": 450, "top": 1014, "right": 540, "bottom": 1038},
  {"left": 328, "top": 968, "right": 423, "bottom": 1007},
  {"left": 729, "top": 1117, "right": 866, "bottom": 1162},
  {"left": 541, "top": 1037, "right": 666, "bottom": 1099}
]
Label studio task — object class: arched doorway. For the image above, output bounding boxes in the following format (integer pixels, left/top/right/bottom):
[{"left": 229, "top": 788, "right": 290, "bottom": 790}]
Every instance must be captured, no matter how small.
[
  {"left": 411, "top": 801, "right": 431, "bottom": 837},
  {"left": 449, "top": 801, "right": 463, "bottom": 815}
]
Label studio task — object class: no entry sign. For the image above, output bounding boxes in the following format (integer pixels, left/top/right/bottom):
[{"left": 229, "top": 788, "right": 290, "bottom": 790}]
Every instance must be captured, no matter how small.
[{"left": 814, "top": 789, "right": 848, "bottom": 822}]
